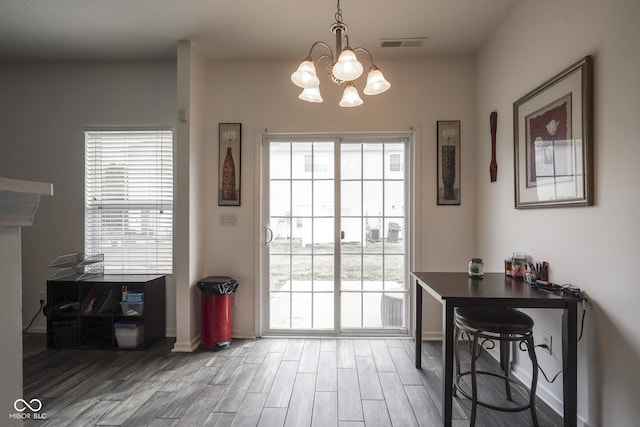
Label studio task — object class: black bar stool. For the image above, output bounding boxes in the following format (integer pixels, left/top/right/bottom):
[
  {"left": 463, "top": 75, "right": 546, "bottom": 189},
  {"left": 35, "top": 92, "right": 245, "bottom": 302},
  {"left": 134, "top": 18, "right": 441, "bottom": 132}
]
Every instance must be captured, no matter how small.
[{"left": 453, "top": 307, "right": 539, "bottom": 427}]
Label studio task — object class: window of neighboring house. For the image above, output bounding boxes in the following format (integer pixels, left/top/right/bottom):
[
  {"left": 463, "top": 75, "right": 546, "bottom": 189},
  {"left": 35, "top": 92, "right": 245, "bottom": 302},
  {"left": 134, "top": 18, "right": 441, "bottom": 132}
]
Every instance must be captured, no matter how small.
[
  {"left": 85, "top": 129, "right": 173, "bottom": 274},
  {"left": 304, "top": 154, "right": 328, "bottom": 173},
  {"left": 390, "top": 153, "right": 403, "bottom": 172}
]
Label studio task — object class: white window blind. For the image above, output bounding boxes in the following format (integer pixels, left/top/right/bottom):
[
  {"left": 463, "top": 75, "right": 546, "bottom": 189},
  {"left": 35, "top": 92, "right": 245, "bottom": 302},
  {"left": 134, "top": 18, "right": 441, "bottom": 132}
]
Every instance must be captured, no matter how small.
[{"left": 85, "top": 129, "right": 173, "bottom": 274}]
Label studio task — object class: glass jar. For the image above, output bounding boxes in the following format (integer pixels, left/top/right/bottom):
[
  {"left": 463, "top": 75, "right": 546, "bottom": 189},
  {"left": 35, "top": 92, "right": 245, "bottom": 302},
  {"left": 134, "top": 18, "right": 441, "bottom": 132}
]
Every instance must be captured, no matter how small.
[
  {"left": 468, "top": 258, "right": 484, "bottom": 278},
  {"left": 511, "top": 252, "right": 526, "bottom": 279},
  {"left": 505, "top": 257, "right": 513, "bottom": 276}
]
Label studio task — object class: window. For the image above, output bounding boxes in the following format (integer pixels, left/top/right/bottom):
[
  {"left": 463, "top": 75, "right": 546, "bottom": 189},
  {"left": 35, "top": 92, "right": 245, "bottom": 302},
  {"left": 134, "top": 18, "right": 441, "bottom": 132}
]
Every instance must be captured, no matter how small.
[{"left": 85, "top": 129, "right": 173, "bottom": 274}]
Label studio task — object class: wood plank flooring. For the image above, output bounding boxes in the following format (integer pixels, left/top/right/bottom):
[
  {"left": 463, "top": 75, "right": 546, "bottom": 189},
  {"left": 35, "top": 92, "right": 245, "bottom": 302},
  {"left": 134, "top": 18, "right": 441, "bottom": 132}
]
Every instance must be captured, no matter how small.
[{"left": 23, "top": 338, "right": 563, "bottom": 426}]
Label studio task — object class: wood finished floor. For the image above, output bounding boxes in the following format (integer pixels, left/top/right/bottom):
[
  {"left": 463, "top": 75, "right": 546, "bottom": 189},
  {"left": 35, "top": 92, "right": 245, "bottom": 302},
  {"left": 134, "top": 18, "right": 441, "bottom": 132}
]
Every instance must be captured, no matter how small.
[{"left": 23, "top": 338, "right": 563, "bottom": 427}]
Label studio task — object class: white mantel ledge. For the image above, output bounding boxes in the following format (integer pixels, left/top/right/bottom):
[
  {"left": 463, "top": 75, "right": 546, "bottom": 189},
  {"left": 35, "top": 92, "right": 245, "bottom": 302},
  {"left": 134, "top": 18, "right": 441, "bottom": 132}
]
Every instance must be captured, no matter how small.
[{"left": 0, "top": 177, "right": 54, "bottom": 226}]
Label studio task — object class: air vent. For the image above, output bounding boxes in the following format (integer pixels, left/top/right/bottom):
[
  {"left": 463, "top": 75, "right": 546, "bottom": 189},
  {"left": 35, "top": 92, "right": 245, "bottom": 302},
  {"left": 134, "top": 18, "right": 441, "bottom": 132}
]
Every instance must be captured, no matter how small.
[
  {"left": 381, "top": 40, "right": 403, "bottom": 48},
  {"left": 381, "top": 38, "right": 427, "bottom": 48}
]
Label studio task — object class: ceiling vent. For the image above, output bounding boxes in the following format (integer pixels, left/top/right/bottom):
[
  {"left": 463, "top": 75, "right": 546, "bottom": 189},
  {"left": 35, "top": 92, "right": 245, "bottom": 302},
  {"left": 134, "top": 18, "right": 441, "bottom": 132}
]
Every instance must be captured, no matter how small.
[{"left": 381, "top": 38, "right": 427, "bottom": 48}]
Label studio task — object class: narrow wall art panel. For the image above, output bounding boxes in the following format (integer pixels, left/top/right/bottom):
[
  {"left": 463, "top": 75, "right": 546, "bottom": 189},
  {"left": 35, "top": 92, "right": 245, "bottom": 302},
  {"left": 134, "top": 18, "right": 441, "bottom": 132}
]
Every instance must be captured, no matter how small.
[
  {"left": 218, "top": 123, "right": 241, "bottom": 206},
  {"left": 437, "top": 120, "right": 461, "bottom": 205}
]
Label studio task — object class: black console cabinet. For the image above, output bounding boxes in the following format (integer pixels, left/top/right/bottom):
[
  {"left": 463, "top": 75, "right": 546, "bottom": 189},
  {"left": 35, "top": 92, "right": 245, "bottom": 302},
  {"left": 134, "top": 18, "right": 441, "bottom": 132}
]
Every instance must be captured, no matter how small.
[{"left": 46, "top": 275, "right": 165, "bottom": 350}]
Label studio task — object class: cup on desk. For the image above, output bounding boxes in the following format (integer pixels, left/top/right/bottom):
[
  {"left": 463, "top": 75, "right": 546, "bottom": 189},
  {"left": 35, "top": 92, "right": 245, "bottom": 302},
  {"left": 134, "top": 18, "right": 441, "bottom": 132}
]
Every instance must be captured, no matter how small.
[{"left": 523, "top": 269, "right": 538, "bottom": 284}]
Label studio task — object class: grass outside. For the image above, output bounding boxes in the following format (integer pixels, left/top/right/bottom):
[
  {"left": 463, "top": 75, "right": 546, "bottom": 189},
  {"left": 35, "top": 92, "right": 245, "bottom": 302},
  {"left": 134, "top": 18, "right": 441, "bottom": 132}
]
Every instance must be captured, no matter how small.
[{"left": 269, "top": 239, "right": 405, "bottom": 291}]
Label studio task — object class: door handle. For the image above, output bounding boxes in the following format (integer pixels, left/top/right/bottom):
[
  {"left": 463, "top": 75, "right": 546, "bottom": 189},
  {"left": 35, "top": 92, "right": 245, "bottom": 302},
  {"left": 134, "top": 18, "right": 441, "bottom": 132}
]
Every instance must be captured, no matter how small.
[{"left": 265, "top": 227, "right": 274, "bottom": 244}]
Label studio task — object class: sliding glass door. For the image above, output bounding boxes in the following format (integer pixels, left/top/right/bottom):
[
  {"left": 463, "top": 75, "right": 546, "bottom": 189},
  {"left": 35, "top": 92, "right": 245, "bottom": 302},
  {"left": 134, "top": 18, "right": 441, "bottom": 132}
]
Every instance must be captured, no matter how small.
[{"left": 263, "top": 135, "right": 409, "bottom": 334}]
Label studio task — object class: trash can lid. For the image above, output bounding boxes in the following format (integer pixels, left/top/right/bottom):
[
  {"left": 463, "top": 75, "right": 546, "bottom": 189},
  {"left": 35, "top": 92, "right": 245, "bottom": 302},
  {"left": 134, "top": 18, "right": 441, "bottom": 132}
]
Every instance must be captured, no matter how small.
[
  {"left": 197, "top": 276, "right": 236, "bottom": 285},
  {"left": 197, "top": 276, "right": 239, "bottom": 295}
]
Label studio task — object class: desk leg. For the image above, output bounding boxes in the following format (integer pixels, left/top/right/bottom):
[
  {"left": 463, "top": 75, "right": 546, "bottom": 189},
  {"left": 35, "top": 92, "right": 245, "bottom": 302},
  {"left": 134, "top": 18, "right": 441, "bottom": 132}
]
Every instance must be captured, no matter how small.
[
  {"left": 415, "top": 280, "right": 423, "bottom": 368},
  {"left": 562, "top": 302, "right": 578, "bottom": 427},
  {"left": 442, "top": 302, "right": 454, "bottom": 427}
]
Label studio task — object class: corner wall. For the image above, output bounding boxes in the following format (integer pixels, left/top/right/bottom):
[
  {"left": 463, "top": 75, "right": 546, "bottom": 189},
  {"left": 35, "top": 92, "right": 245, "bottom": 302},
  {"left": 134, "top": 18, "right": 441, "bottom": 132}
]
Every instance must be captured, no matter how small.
[
  {"left": 476, "top": 1, "right": 640, "bottom": 426},
  {"left": 174, "top": 41, "right": 208, "bottom": 351}
]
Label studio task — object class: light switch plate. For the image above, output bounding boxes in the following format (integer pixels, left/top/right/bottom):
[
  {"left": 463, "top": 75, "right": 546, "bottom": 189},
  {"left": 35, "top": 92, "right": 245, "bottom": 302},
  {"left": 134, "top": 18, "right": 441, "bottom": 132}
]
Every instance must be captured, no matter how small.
[{"left": 220, "top": 214, "right": 237, "bottom": 227}]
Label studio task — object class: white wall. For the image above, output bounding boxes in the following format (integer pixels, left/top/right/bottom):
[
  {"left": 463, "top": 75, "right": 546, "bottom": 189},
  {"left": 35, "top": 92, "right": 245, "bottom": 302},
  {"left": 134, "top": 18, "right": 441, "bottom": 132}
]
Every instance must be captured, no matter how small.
[
  {"left": 202, "top": 57, "right": 479, "bottom": 337},
  {"left": 0, "top": 62, "right": 177, "bottom": 335},
  {"left": 476, "top": 1, "right": 640, "bottom": 426}
]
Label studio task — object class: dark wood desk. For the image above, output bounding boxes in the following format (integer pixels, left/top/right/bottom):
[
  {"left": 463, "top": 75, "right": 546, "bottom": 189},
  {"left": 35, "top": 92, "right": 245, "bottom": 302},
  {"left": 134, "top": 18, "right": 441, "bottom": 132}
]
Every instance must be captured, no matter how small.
[{"left": 412, "top": 272, "right": 580, "bottom": 427}]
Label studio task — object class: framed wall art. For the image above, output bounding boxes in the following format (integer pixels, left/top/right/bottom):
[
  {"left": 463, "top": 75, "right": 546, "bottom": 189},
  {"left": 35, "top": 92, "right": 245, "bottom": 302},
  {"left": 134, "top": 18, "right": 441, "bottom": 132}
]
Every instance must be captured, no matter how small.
[
  {"left": 218, "top": 123, "right": 241, "bottom": 206},
  {"left": 437, "top": 120, "right": 461, "bottom": 205},
  {"left": 513, "top": 55, "right": 593, "bottom": 208}
]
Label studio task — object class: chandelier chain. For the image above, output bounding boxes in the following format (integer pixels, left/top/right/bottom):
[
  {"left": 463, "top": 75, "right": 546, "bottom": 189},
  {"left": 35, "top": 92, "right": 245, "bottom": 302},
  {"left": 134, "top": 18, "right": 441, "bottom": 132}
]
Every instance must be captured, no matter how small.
[{"left": 335, "top": 0, "right": 343, "bottom": 24}]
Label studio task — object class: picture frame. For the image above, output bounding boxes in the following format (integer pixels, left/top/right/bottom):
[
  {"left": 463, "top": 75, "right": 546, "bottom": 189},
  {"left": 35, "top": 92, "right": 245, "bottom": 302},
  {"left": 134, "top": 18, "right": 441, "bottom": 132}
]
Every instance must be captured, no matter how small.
[
  {"left": 218, "top": 123, "right": 241, "bottom": 206},
  {"left": 513, "top": 55, "right": 593, "bottom": 208},
  {"left": 437, "top": 120, "right": 461, "bottom": 205}
]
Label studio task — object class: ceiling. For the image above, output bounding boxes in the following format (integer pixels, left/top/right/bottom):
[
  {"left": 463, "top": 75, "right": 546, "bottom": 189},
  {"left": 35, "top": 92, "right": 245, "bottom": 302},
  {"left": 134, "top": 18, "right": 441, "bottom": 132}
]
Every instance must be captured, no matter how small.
[{"left": 0, "top": 0, "right": 519, "bottom": 62}]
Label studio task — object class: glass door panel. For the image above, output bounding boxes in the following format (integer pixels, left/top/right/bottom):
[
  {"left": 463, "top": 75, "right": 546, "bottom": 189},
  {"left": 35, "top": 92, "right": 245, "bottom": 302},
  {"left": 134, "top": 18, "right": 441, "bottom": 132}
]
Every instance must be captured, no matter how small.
[
  {"left": 268, "top": 141, "right": 335, "bottom": 331},
  {"left": 340, "top": 142, "right": 407, "bottom": 330}
]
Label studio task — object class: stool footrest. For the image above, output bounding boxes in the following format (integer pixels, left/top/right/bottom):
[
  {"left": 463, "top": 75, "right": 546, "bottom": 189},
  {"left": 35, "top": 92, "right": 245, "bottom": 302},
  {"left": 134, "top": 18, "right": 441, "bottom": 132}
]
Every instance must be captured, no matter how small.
[{"left": 454, "top": 370, "right": 533, "bottom": 413}]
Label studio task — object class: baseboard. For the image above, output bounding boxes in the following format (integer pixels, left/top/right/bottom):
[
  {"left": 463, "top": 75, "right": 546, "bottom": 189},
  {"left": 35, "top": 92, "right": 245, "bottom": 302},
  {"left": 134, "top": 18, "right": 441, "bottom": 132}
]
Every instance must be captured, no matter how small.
[
  {"left": 170, "top": 329, "right": 255, "bottom": 351},
  {"left": 23, "top": 325, "right": 46, "bottom": 334},
  {"left": 511, "top": 364, "right": 592, "bottom": 427},
  {"left": 232, "top": 333, "right": 257, "bottom": 339},
  {"left": 171, "top": 334, "right": 200, "bottom": 352},
  {"left": 421, "top": 331, "right": 441, "bottom": 341},
  {"left": 512, "top": 363, "right": 563, "bottom": 415},
  {"left": 232, "top": 329, "right": 257, "bottom": 339}
]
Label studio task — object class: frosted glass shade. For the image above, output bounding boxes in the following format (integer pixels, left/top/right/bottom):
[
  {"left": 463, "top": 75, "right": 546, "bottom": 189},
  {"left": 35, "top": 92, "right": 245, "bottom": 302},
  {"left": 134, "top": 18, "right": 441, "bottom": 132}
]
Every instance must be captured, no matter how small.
[
  {"left": 332, "top": 48, "right": 364, "bottom": 82},
  {"left": 298, "top": 86, "right": 323, "bottom": 103},
  {"left": 339, "top": 82, "right": 363, "bottom": 107},
  {"left": 363, "top": 66, "right": 391, "bottom": 95},
  {"left": 291, "top": 59, "right": 320, "bottom": 89}
]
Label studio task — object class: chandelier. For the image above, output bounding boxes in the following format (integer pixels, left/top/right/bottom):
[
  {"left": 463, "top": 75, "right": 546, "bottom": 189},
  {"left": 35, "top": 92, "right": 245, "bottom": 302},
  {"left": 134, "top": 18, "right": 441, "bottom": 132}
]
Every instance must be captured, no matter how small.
[{"left": 290, "top": 0, "right": 391, "bottom": 107}]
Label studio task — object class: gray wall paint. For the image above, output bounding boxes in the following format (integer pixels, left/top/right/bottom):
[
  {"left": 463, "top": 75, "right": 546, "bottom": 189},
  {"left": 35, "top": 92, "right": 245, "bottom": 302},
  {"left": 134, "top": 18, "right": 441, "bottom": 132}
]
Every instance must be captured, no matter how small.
[{"left": 0, "top": 62, "right": 177, "bottom": 335}]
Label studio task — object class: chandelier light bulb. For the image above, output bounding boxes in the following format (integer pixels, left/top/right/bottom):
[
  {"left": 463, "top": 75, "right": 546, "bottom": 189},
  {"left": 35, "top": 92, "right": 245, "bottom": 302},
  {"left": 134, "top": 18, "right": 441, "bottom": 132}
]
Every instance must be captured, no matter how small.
[
  {"left": 332, "top": 48, "right": 364, "bottom": 82},
  {"left": 291, "top": 59, "right": 320, "bottom": 89},
  {"left": 339, "top": 82, "right": 364, "bottom": 107},
  {"left": 363, "top": 66, "right": 391, "bottom": 96},
  {"left": 298, "top": 86, "right": 324, "bottom": 103}
]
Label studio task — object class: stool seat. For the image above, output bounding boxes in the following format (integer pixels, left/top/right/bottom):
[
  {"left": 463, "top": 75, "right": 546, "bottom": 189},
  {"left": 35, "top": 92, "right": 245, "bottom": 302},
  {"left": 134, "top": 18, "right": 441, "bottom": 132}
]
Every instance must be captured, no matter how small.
[{"left": 455, "top": 307, "right": 534, "bottom": 334}]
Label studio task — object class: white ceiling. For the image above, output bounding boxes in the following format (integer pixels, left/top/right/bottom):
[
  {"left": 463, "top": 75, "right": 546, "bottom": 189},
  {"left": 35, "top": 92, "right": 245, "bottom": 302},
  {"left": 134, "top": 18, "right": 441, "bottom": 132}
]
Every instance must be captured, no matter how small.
[{"left": 0, "top": 0, "right": 519, "bottom": 62}]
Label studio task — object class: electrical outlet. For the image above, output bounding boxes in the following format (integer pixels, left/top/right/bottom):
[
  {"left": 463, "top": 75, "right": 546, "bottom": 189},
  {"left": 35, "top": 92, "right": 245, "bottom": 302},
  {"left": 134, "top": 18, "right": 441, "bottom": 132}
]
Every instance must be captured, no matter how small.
[
  {"left": 542, "top": 331, "right": 552, "bottom": 355},
  {"left": 39, "top": 291, "right": 46, "bottom": 303}
]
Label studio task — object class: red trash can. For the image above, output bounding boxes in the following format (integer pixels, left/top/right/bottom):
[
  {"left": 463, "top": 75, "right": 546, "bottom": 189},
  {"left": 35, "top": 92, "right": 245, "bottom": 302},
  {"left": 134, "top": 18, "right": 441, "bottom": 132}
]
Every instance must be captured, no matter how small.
[{"left": 197, "top": 276, "right": 238, "bottom": 351}]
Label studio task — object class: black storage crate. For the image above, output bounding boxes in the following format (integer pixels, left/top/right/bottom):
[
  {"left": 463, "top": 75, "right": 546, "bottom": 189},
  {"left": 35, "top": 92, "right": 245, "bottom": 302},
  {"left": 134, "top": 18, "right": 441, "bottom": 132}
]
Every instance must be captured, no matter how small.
[
  {"left": 51, "top": 320, "right": 80, "bottom": 348},
  {"left": 46, "top": 275, "right": 165, "bottom": 350}
]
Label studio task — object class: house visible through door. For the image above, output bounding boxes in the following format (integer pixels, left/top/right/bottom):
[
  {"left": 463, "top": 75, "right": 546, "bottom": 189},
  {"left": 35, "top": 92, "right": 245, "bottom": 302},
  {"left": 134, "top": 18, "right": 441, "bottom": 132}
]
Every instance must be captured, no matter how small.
[{"left": 264, "top": 135, "right": 409, "bottom": 334}]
